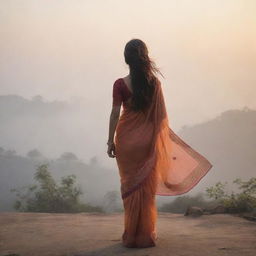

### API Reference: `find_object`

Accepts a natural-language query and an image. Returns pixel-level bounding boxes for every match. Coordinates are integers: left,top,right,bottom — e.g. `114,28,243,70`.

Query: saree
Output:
114,78,213,248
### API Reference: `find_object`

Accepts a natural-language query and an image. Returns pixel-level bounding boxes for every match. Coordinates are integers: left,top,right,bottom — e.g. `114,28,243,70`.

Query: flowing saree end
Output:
120,126,213,199
156,161,213,197
154,126,213,197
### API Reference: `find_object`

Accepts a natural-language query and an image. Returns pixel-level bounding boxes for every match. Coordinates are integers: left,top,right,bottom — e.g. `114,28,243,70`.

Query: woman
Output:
107,39,213,248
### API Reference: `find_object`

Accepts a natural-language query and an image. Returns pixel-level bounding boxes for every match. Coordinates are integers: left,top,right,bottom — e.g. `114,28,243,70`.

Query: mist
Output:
0,0,255,211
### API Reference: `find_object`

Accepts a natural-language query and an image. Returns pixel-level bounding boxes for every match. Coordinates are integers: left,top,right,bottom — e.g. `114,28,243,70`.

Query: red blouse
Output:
112,78,132,107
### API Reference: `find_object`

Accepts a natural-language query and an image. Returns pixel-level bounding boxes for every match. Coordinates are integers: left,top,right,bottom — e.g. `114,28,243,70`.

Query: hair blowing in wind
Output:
124,39,164,112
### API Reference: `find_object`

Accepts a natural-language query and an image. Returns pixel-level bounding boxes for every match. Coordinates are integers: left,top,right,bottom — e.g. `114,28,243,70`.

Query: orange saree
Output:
113,78,213,248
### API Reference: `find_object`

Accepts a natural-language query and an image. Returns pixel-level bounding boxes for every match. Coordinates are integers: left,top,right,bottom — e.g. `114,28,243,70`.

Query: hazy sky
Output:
1,0,256,129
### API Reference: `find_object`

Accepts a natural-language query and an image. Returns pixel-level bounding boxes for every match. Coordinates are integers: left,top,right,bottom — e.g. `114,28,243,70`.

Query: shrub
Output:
159,193,218,213
206,178,256,213
10,163,103,213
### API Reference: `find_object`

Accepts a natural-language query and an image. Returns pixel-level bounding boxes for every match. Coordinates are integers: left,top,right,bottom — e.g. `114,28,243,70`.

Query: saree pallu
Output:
114,80,213,248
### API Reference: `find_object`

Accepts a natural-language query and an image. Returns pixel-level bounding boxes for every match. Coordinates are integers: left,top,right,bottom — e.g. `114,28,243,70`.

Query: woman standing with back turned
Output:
107,39,213,248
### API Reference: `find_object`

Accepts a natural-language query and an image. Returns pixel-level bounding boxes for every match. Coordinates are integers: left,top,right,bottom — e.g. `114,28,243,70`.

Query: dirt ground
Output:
0,212,256,256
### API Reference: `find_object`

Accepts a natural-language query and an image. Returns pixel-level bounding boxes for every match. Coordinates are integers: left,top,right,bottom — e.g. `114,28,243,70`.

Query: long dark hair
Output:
124,38,164,112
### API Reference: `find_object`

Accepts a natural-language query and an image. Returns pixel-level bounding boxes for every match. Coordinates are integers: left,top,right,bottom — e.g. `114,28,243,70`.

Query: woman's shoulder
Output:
113,78,124,87
112,78,125,98
112,78,122,92
113,77,129,93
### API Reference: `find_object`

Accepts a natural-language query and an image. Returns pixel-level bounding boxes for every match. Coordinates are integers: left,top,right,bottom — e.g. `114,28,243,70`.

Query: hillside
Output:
179,107,256,188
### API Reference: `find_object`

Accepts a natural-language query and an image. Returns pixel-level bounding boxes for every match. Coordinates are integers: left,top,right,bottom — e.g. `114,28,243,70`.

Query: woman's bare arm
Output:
108,106,121,143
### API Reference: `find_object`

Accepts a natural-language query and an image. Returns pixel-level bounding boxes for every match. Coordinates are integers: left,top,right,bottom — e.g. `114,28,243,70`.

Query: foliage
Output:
159,193,218,213
27,149,42,158
205,178,256,212
10,163,103,213
205,181,228,200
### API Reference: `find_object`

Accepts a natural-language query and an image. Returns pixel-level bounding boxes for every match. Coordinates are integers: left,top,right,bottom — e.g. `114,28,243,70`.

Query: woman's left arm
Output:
108,105,121,143
107,105,121,158
108,79,122,158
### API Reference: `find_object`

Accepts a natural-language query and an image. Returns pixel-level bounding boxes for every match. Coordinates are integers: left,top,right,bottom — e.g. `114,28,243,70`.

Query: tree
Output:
27,149,43,158
206,178,256,212
32,95,44,102
10,163,102,213
59,152,78,161
205,181,228,200
5,149,17,157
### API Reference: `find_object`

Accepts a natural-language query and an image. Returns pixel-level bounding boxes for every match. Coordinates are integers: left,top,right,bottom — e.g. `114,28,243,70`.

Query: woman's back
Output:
112,76,160,110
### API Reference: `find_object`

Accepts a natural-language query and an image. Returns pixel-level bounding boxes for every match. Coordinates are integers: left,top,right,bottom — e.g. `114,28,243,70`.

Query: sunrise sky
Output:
1,0,256,129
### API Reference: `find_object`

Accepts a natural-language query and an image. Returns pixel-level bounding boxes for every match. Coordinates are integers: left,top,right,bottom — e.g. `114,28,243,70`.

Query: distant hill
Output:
0,94,69,121
177,107,256,191
0,94,105,161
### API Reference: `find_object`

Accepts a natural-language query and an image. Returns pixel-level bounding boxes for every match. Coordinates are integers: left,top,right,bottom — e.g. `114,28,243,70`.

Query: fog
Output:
0,0,255,211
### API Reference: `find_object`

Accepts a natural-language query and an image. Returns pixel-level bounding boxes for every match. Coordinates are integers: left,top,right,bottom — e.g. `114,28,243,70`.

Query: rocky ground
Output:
0,212,256,256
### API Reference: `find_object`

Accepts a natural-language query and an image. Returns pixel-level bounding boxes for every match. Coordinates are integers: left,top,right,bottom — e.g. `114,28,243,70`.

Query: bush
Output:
206,178,256,213
10,163,103,213
159,193,218,213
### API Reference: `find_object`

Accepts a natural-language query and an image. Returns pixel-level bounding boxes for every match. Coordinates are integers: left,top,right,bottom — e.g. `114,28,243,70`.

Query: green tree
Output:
206,178,256,212
205,181,228,200
11,163,102,213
